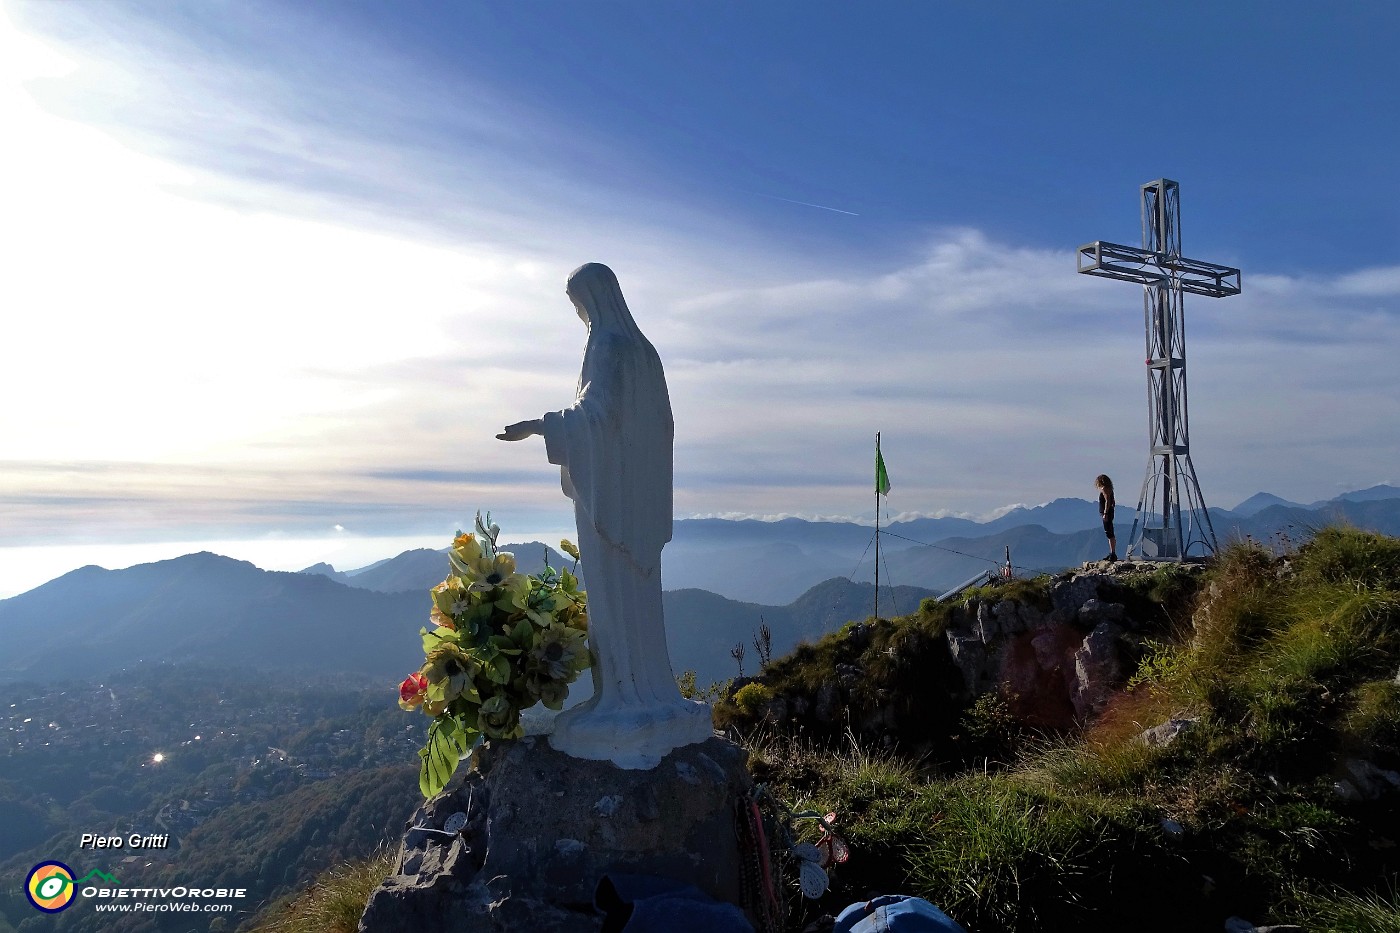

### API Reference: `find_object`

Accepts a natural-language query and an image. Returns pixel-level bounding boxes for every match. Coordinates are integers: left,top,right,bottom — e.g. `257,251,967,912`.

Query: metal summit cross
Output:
1078,179,1241,560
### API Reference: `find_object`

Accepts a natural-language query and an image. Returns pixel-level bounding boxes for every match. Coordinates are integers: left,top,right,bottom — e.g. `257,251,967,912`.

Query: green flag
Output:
876,446,891,497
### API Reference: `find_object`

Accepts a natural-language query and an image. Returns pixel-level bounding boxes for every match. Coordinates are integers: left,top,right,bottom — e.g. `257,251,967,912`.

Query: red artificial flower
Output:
399,672,429,708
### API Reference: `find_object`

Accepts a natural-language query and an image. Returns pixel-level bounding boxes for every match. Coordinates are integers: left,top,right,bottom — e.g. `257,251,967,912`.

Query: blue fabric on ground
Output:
595,873,754,933
834,894,970,933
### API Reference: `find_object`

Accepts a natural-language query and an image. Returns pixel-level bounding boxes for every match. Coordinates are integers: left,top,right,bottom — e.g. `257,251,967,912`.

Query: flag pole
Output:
874,431,881,620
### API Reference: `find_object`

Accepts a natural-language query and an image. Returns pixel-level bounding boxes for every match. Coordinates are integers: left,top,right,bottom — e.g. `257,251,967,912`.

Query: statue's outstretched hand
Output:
497,419,544,441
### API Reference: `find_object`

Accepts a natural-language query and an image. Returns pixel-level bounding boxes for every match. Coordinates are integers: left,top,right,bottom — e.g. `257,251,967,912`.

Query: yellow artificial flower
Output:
432,577,472,616
529,623,591,682
448,533,484,579
422,643,481,702
478,550,516,583
453,533,483,563
560,539,580,561
468,551,526,597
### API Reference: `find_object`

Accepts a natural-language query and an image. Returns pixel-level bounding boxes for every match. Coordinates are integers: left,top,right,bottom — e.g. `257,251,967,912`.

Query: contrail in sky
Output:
751,192,860,216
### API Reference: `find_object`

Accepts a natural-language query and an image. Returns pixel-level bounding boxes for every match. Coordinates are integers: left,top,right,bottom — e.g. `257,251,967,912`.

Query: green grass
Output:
247,850,395,933
740,527,1400,932
954,574,1054,614
907,775,1165,933
1283,878,1400,933
1344,679,1400,753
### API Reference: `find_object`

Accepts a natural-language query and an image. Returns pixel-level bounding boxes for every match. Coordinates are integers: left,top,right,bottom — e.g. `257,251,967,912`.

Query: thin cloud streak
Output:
751,192,861,216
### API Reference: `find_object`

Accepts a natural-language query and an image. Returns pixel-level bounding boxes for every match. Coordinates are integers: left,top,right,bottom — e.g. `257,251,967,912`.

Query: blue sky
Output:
1,1,1397,595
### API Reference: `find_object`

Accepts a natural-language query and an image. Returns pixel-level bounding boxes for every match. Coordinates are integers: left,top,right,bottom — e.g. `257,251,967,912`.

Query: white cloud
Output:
1,3,1397,576
985,503,1033,521
1335,267,1400,298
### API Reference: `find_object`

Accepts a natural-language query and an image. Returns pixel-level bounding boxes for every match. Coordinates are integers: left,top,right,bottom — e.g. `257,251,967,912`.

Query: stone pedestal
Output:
359,736,754,933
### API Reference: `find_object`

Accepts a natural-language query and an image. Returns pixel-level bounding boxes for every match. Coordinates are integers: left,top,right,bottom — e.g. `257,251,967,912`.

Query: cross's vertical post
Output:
1078,179,1241,560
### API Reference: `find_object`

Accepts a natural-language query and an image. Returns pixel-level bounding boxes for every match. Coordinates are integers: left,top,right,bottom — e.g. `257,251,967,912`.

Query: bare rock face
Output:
944,568,1186,728
1138,717,1199,748
1049,574,1104,617
359,736,753,933
1000,624,1083,728
814,681,840,723
1077,598,1127,626
1072,622,1127,719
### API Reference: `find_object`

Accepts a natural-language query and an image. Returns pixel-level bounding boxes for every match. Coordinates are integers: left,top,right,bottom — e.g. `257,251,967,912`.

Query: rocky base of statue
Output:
358,735,754,933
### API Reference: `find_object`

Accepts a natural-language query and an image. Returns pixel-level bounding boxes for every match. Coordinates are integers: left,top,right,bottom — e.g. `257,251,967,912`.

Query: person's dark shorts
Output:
1102,514,1114,537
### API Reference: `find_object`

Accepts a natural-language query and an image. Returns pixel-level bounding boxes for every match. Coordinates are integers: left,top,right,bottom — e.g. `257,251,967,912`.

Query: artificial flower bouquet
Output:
399,512,590,796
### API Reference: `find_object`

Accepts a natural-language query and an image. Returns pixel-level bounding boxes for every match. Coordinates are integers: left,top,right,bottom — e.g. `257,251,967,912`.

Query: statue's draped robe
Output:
541,265,694,727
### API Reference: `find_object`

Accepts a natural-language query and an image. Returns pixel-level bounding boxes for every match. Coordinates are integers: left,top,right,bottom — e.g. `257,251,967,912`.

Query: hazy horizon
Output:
6,481,1397,600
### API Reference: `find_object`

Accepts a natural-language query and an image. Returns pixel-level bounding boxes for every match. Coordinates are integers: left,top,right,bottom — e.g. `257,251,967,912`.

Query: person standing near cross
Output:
1096,474,1118,563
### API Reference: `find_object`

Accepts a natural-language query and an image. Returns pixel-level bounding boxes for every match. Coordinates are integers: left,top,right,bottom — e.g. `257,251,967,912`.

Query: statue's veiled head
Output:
566,262,632,331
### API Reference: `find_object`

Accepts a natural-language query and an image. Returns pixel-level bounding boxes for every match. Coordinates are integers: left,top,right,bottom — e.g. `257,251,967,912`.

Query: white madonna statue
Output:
498,263,713,769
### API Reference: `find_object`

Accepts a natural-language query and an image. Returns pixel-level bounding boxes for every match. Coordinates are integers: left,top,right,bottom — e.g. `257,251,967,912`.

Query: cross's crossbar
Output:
1077,240,1241,298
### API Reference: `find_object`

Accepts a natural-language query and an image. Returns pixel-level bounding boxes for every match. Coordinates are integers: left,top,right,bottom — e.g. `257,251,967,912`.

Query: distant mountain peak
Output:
1232,492,1307,516
167,551,258,571
1331,484,1400,504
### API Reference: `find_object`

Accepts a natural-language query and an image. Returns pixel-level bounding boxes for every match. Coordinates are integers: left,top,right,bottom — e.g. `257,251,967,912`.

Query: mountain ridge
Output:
0,552,932,687
7,486,1399,609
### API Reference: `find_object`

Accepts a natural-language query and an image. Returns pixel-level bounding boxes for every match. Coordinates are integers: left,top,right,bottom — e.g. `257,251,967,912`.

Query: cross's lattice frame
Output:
1078,179,1241,560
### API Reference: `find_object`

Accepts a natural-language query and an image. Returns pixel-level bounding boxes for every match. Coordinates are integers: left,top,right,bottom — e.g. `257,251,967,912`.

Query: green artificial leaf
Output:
488,635,522,656
421,626,456,653
448,718,469,756
419,729,442,797
417,718,465,798
511,619,534,646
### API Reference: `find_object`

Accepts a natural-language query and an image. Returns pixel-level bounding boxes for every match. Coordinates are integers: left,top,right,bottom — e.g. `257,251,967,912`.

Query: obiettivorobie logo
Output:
23,860,248,916
24,862,120,913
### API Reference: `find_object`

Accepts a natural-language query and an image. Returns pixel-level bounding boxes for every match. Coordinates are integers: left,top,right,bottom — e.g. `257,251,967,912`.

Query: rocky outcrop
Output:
359,736,754,933
721,561,1205,744
942,562,1206,728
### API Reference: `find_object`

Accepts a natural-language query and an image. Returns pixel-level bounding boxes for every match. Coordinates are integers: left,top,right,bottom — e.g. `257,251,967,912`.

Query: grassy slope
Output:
247,851,396,933
742,527,1400,932
255,527,1400,933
